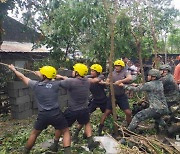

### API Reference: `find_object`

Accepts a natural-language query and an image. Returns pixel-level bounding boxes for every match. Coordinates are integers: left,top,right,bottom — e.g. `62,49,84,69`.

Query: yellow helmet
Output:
90,64,103,73
114,59,125,67
73,63,88,77
39,66,57,79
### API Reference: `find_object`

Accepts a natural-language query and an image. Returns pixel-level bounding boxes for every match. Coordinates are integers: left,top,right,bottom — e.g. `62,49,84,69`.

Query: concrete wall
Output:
7,70,72,120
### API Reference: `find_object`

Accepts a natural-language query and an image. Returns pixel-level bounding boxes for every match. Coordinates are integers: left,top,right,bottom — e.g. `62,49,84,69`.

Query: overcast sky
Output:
172,0,180,10
8,0,180,21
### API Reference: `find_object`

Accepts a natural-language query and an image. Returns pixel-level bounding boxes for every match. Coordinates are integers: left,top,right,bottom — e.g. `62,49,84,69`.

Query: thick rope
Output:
0,62,35,73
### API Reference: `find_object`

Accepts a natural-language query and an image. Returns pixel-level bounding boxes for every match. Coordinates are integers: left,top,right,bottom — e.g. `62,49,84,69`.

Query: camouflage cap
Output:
148,69,161,78
159,64,172,72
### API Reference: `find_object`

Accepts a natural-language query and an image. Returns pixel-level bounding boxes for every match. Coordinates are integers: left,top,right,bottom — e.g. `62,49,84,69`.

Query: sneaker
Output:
49,143,58,152
88,141,100,151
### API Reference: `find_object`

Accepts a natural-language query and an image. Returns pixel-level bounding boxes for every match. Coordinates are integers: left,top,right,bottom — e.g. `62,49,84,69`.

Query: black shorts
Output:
34,108,68,130
88,98,107,113
64,108,90,127
106,94,130,110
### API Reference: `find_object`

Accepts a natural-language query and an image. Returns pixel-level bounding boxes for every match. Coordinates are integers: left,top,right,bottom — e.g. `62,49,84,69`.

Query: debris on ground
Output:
94,135,120,153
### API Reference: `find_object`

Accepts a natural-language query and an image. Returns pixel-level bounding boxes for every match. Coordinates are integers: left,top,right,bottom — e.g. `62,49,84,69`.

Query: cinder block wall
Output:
7,70,72,120
8,81,32,119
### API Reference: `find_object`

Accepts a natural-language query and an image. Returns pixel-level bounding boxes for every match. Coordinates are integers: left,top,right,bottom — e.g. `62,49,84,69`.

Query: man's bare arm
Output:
114,74,132,85
8,64,30,86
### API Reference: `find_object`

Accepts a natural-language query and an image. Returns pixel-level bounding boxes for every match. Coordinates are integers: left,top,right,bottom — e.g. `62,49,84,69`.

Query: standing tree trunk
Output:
149,13,158,69
109,17,118,136
103,0,118,136
164,34,167,64
131,30,145,84
137,41,145,84
0,17,4,50
131,0,146,84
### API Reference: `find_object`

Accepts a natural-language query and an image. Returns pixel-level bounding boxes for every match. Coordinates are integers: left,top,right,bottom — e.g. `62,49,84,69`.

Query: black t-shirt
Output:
60,77,90,111
87,75,107,102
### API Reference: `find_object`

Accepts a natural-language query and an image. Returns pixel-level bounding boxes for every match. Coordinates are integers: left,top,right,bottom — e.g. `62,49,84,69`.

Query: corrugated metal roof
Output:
0,41,50,53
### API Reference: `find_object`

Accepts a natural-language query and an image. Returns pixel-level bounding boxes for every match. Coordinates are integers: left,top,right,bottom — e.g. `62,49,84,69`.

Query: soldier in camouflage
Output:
159,64,179,109
119,69,169,132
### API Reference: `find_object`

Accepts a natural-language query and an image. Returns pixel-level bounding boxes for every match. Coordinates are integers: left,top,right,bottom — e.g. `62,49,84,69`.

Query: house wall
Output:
0,52,49,70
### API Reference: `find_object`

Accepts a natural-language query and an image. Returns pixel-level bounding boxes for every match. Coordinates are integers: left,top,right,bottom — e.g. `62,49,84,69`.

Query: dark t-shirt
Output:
60,77,90,111
109,69,130,95
86,75,107,101
28,80,61,114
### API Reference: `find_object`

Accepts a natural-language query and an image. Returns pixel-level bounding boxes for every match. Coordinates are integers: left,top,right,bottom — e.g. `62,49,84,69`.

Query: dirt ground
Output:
0,113,35,137
0,112,180,153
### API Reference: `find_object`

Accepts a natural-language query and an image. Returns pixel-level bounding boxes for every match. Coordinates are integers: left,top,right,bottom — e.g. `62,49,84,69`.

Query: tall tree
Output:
0,0,15,49
168,28,180,53
121,0,179,71
19,0,179,69
146,0,179,65
20,0,137,68
102,0,119,136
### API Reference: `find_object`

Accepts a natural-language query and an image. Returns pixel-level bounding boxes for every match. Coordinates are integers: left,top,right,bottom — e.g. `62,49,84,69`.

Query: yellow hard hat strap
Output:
74,71,84,78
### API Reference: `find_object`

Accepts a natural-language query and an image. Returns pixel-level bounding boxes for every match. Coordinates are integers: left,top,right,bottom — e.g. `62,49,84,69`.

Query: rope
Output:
0,62,35,73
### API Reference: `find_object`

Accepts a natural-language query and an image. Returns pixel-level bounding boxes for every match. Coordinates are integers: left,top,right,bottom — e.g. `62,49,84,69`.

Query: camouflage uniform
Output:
160,71,179,108
125,80,169,131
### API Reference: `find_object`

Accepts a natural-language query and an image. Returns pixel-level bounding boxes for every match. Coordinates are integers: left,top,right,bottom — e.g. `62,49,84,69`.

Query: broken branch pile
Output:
115,122,179,154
